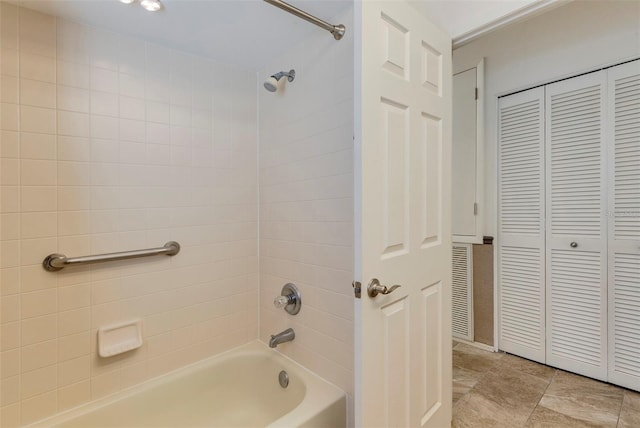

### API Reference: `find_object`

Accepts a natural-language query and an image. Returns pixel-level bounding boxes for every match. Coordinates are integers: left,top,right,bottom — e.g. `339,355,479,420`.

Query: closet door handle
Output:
570,242,578,248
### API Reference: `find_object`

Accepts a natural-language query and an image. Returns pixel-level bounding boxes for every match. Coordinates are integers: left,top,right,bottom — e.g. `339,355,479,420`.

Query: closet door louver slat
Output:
498,87,546,363
608,60,640,391
546,72,608,381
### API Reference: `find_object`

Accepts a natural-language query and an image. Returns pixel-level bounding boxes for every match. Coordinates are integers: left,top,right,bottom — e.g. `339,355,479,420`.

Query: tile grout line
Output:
615,390,626,428
523,367,558,426
452,345,505,411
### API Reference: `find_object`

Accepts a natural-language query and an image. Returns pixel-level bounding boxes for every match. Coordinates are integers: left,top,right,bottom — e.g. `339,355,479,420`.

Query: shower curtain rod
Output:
264,0,346,40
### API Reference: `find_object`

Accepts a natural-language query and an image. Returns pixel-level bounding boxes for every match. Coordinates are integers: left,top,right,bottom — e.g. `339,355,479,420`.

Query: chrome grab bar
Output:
42,241,180,272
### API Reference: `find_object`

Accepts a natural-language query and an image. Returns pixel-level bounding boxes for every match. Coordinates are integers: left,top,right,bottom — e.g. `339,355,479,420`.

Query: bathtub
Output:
32,342,346,428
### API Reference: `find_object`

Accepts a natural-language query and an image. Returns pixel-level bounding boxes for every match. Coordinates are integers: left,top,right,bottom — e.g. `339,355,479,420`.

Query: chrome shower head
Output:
264,76,279,92
263,69,295,92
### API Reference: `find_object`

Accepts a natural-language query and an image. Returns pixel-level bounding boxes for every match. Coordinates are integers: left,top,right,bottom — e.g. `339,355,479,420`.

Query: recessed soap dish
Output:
98,319,143,358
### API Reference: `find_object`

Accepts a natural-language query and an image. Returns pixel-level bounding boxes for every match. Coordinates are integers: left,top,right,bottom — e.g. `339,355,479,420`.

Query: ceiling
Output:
14,0,556,69
410,0,545,44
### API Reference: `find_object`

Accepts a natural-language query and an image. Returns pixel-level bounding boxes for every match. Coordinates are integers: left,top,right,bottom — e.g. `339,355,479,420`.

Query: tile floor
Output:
452,342,640,427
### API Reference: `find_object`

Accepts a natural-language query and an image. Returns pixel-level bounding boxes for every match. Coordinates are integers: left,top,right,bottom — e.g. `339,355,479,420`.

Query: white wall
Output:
453,0,640,237
258,6,355,426
0,3,258,426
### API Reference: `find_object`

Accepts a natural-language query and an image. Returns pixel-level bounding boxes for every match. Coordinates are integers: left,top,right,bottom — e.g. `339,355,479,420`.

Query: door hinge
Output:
352,281,361,299
475,87,478,100
474,202,478,215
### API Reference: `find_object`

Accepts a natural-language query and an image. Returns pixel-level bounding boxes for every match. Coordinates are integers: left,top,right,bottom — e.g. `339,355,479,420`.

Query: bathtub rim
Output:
26,340,346,428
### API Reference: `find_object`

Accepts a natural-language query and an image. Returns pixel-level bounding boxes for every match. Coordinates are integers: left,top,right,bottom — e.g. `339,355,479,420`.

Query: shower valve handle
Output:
367,278,401,298
274,295,290,309
274,283,302,315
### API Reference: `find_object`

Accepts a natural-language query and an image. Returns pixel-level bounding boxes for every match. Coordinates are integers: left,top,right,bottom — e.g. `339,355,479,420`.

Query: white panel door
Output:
545,72,608,381
354,1,452,426
607,59,640,391
497,87,546,363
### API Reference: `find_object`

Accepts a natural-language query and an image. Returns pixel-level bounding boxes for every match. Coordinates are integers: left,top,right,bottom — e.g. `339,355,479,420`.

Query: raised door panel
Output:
607,60,640,391
381,298,410,427
546,71,607,381
498,87,546,363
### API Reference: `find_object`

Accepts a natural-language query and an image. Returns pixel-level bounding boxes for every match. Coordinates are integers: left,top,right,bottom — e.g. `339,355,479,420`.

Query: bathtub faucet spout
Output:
269,328,295,348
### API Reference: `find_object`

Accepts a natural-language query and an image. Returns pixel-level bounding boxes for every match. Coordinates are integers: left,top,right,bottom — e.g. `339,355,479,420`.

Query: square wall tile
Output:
0,241,20,268
1,376,20,406
0,130,20,158
58,332,90,362
1,2,19,50
20,390,57,426
57,61,90,89
19,52,55,83
21,289,57,319
57,20,89,65
18,8,56,58
21,212,57,239
1,76,18,104
1,349,20,379
0,213,20,240
58,86,90,113
21,314,57,346
0,295,19,323
21,133,56,160
20,237,57,266
58,380,90,411
58,111,90,138
21,160,56,186
21,340,57,373
1,322,20,351
21,187,57,212
20,79,56,108
20,106,56,134
1,103,19,131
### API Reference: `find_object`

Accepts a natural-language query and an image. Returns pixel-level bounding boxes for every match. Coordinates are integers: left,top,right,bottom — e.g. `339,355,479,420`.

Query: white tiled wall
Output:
0,3,258,426
258,6,355,426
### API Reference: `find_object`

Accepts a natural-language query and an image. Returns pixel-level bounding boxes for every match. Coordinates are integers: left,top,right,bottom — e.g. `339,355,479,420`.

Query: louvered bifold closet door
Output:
546,72,608,381
498,87,546,363
607,60,640,392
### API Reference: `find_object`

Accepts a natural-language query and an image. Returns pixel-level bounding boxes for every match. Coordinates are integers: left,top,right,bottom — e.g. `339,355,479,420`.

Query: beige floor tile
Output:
453,389,530,428
525,405,602,428
537,371,623,428
453,343,503,374
453,366,484,404
451,345,637,428
618,390,640,428
472,365,549,417
498,354,556,382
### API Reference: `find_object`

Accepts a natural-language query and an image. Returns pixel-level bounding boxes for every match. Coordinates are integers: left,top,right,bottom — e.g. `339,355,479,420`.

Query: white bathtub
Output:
32,342,346,428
